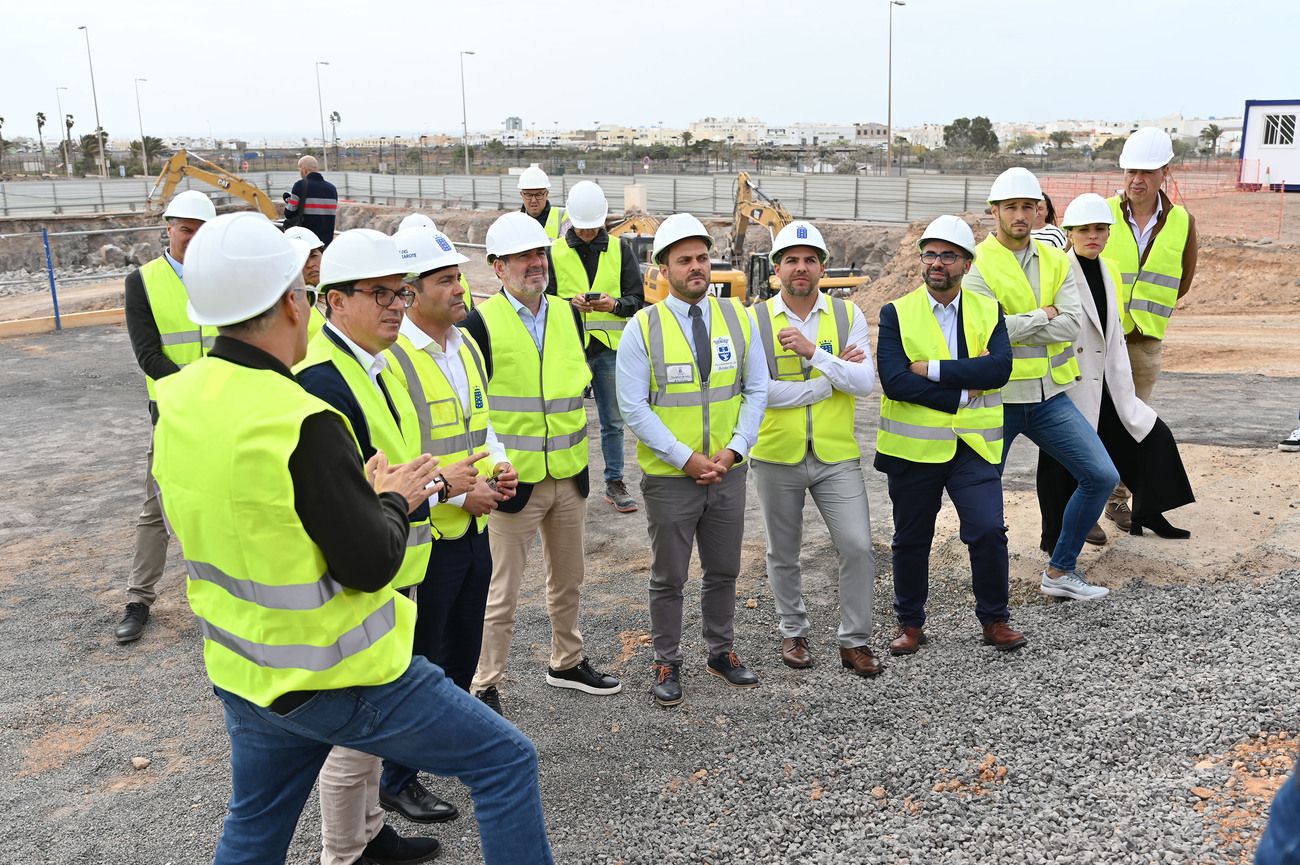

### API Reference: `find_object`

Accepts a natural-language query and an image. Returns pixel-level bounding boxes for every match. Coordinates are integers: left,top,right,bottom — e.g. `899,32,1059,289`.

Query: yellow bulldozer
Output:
608,211,750,305
147,149,280,220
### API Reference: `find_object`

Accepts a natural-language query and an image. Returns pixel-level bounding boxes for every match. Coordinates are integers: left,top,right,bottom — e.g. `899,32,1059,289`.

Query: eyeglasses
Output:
297,288,318,306
520,190,548,200
350,286,415,308
919,251,964,265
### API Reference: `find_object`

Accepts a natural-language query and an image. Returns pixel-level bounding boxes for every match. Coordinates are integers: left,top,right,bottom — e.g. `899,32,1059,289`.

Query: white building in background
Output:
896,123,946,149
1239,99,1299,190
688,117,767,144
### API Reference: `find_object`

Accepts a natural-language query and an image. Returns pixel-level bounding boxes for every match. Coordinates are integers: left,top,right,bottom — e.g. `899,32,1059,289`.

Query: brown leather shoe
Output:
1104,500,1132,531
1085,522,1107,546
839,645,883,677
981,620,1027,652
889,626,927,656
781,637,812,669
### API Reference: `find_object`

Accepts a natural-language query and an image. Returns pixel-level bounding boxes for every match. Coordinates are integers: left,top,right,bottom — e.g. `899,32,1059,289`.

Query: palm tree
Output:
36,112,47,169
78,130,108,174
680,130,693,149
130,135,164,165
1048,130,1074,150
1200,123,1224,156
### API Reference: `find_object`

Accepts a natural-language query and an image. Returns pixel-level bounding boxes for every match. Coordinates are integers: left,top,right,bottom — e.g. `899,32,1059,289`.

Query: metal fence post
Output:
672,177,677,211
43,229,62,331
903,177,911,222
51,182,60,214
854,176,860,220
99,182,106,213
963,177,970,213
1,183,8,216
368,175,374,203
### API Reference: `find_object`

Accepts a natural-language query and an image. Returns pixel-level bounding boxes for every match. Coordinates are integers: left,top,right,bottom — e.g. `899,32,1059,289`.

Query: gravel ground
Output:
2,325,1297,864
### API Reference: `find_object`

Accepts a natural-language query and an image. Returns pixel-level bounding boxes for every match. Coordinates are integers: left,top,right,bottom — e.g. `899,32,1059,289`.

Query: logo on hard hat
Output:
436,236,452,253
796,225,808,239
400,250,418,260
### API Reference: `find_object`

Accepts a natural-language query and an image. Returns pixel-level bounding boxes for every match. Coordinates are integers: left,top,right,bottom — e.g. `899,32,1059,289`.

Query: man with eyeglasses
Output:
516,163,567,240
874,215,1016,653
296,229,485,865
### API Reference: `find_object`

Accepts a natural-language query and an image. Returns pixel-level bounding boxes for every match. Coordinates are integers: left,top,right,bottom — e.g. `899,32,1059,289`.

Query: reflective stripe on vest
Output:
636,297,750,477
477,293,590,483
751,296,860,465
151,359,414,707
385,335,492,540
973,236,1079,385
551,234,627,350
139,257,216,400
1103,195,1189,339
876,286,1004,465
295,330,434,588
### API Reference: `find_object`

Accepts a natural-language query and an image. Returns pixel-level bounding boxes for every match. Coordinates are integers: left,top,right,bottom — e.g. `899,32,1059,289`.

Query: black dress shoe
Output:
379,779,459,824
651,661,683,707
362,823,440,865
474,686,503,716
1130,513,1191,539
115,602,150,643
706,652,759,688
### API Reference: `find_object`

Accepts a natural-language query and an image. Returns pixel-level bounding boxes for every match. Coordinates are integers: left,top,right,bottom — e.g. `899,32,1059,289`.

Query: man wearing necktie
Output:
616,213,770,708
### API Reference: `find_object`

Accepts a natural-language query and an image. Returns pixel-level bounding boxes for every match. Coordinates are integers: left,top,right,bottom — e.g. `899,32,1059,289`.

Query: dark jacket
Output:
283,171,339,246
124,259,176,420
874,292,1012,474
545,228,645,358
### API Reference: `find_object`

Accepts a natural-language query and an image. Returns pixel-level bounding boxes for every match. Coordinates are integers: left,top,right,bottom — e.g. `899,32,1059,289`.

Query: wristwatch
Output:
434,474,449,503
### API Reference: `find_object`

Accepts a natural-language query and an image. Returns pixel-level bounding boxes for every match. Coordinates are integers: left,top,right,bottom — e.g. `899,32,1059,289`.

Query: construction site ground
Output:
2,207,1298,863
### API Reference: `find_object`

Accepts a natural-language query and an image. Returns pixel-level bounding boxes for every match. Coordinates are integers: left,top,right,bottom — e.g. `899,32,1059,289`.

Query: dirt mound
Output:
1179,237,1300,313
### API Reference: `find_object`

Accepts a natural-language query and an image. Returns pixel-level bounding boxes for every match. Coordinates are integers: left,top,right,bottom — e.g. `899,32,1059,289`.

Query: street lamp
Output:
459,51,475,176
885,0,905,176
315,61,330,171
55,86,71,177
77,26,108,177
134,78,150,177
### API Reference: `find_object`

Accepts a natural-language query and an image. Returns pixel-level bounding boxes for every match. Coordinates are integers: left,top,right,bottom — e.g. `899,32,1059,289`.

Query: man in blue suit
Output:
874,216,1021,655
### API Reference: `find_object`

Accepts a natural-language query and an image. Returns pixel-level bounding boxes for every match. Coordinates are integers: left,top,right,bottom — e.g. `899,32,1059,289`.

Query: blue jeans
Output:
1258,769,1300,864
588,348,625,483
211,658,552,865
1000,393,1119,573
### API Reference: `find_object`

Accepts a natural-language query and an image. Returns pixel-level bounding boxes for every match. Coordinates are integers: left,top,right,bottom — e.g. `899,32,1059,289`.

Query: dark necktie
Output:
689,304,711,382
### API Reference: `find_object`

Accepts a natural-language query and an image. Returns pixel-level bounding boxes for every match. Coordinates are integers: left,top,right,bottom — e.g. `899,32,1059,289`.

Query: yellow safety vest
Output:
307,306,326,342
385,331,491,540
635,297,752,477
152,357,415,707
551,233,626,350
974,235,1079,385
139,256,217,400
750,296,860,465
1104,195,1189,340
877,286,1005,465
460,273,474,312
295,329,434,588
476,292,590,484
543,206,566,240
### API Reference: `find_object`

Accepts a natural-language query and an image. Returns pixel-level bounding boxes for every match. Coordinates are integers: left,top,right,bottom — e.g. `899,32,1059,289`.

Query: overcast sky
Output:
5,0,1293,142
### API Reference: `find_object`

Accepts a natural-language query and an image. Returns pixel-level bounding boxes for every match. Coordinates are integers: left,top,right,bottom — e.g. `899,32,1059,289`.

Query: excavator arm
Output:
147,149,280,221
730,170,794,264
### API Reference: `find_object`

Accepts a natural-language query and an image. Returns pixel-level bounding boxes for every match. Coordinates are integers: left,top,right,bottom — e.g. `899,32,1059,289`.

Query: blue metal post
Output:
43,228,62,331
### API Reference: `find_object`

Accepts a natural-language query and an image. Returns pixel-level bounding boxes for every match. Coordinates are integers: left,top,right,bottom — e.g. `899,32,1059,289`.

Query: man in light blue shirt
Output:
616,213,769,707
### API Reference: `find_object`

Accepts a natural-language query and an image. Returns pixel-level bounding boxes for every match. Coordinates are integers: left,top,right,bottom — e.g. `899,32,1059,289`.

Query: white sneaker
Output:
1279,428,1300,452
1040,569,1111,601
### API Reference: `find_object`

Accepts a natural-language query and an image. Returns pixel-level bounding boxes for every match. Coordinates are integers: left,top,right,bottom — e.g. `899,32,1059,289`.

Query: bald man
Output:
284,154,339,247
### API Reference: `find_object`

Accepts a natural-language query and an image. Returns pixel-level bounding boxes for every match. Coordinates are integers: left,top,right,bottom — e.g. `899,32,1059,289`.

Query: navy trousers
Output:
883,443,1010,627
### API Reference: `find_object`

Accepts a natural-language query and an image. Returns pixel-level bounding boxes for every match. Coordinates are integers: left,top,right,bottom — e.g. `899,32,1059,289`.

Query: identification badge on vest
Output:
666,363,695,384
713,336,738,372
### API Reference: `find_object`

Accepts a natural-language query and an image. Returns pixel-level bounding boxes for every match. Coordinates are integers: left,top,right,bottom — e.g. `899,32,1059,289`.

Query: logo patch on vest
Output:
713,336,738,372
820,340,834,354
473,386,484,409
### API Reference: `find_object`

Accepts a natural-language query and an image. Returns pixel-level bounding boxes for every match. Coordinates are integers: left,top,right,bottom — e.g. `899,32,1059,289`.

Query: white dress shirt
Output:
757,292,876,409
616,294,770,470
923,291,969,407
400,316,509,510
1127,194,1163,258
164,248,184,280
324,321,387,392
503,289,548,350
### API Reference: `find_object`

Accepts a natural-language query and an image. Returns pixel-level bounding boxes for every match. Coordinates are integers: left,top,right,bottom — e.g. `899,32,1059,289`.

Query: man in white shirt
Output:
616,214,770,707
748,222,882,676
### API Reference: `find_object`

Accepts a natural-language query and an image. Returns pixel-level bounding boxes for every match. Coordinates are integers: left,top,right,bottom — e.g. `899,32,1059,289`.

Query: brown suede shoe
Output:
1085,522,1107,546
839,646,883,677
781,637,812,669
889,626,927,656
1104,500,1132,531
981,620,1027,652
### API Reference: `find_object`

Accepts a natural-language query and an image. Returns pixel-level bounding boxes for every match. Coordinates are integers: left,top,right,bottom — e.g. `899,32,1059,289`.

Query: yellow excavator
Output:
727,171,869,301
608,211,750,305
147,149,280,220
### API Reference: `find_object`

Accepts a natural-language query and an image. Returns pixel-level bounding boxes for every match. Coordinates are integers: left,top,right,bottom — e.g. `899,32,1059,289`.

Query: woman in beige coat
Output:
1037,194,1194,548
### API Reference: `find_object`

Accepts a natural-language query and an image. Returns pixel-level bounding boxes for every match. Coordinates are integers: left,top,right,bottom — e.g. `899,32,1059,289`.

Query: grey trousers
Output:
126,427,172,606
641,465,747,664
752,456,875,647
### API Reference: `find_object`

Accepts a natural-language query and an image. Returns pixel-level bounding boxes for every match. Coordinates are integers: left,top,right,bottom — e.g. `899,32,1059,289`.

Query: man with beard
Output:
874,215,1016,653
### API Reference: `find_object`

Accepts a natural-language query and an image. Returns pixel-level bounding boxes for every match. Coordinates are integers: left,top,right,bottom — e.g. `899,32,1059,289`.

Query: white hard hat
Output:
1119,127,1174,170
1059,193,1115,229
987,167,1044,204
399,212,438,234
183,212,309,327
564,181,609,230
485,211,551,262
163,189,217,222
918,215,977,258
516,163,550,191
283,225,324,251
770,221,829,265
652,213,713,265
318,229,411,289
394,227,470,275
